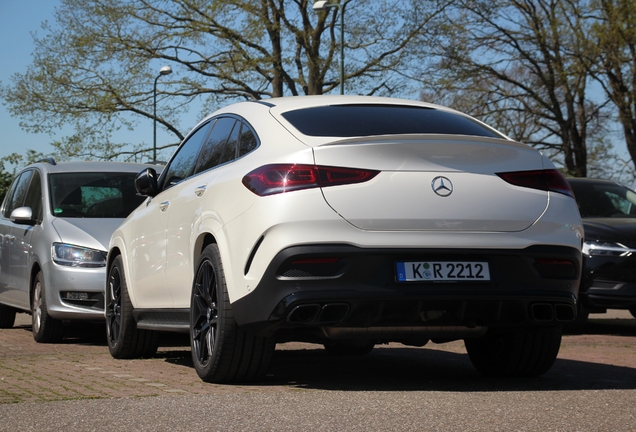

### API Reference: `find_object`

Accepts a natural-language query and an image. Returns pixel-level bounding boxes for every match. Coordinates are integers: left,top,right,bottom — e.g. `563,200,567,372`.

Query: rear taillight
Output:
496,169,573,197
242,164,380,196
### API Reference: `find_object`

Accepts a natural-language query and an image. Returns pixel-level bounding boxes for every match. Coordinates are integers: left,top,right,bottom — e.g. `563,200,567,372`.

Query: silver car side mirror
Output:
10,207,36,225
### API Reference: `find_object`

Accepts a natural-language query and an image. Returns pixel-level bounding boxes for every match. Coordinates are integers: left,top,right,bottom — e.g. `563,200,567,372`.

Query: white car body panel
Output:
108,95,583,335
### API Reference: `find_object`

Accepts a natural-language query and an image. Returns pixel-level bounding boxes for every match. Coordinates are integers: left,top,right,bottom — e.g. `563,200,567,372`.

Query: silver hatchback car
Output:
0,159,152,342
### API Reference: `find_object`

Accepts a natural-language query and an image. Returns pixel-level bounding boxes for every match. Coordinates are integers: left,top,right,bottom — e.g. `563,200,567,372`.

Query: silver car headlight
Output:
52,243,107,267
582,241,636,257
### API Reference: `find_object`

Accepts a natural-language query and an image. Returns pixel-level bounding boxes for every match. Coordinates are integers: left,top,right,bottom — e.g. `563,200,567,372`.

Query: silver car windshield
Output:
49,172,145,218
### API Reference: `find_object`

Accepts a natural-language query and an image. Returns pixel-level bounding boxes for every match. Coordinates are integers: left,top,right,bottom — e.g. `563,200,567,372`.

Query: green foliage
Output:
0,150,55,203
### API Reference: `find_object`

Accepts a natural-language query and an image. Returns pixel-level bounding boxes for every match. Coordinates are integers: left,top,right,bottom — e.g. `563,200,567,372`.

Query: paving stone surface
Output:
1,311,635,405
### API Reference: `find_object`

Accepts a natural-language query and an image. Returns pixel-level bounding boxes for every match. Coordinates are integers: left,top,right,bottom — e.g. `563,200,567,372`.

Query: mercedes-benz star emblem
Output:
431,176,453,197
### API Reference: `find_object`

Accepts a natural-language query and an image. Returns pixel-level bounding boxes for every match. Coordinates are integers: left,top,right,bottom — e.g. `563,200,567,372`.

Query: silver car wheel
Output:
32,280,43,334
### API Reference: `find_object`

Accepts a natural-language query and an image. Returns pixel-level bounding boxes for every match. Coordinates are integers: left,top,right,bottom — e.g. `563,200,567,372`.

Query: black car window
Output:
3,170,34,218
570,181,636,218
23,170,43,221
49,172,147,218
194,117,238,174
162,121,213,189
238,122,258,156
280,105,505,139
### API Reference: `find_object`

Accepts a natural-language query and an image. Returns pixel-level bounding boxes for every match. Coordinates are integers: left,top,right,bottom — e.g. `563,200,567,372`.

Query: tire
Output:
0,304,16,329
190,244,275,383
563,301,589,334
324,342,375,356
32,271,64,343
106,255,158,359
464,326,562,378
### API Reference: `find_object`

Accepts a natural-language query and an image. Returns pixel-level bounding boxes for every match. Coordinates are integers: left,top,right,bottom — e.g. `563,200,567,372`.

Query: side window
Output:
161,121,213,189
238,122,258,156
23,170,43,221
194,117,238,174
3,171,34,218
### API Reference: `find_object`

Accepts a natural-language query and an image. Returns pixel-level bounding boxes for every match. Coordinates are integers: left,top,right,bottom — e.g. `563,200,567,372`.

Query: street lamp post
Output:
313,0,351,95
153,65,172,162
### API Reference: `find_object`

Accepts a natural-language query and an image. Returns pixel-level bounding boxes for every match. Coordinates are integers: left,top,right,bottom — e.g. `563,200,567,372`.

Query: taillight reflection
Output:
243,164,379,196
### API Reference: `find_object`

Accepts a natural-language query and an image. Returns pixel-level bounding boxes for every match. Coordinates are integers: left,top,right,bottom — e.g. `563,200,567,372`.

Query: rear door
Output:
0,170,37,309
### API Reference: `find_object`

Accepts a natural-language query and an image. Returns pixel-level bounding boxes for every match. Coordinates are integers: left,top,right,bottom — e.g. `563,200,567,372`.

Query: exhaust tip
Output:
287,304,321,324
555,303,575,322
319,303,349,323
531,303,554,321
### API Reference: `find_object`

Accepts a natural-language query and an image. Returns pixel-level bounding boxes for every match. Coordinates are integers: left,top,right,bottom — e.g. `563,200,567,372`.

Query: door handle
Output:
159,201,170,212
195,185,207,197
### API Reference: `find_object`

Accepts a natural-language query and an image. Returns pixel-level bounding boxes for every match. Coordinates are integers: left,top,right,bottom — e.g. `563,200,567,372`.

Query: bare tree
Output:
582,0,636,172
422,0,611,177
0,0,448,162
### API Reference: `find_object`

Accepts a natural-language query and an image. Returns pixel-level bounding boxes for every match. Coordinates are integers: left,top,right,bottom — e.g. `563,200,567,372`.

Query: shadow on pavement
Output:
161,316,636,393
161,343,636,392
267,345,636,392
10,313,636,393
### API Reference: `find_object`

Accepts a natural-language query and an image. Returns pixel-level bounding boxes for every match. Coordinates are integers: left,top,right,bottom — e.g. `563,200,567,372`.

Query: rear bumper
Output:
582,281,636,310
580,255,636,310
232,244,581,337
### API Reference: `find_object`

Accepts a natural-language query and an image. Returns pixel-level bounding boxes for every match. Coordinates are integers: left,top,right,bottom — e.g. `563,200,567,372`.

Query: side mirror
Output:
135,168,160,197
10,207,36,226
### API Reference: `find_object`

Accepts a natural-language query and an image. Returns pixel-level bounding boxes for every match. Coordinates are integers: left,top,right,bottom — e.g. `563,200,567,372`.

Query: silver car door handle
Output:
159,201,170,212
195,185,207,197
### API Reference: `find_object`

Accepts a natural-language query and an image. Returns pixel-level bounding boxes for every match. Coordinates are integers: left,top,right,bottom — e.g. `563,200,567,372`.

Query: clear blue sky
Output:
0,0,61,161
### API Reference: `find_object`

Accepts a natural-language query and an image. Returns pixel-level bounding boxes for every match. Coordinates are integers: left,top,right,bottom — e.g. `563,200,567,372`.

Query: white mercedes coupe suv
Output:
106,95,583,383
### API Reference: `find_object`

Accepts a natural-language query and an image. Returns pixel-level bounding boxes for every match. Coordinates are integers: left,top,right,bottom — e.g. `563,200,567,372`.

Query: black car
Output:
567,178,636,330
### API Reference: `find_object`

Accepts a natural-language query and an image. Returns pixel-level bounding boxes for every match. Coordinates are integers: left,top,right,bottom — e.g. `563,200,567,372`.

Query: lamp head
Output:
159,65,172,76
313,1,330,11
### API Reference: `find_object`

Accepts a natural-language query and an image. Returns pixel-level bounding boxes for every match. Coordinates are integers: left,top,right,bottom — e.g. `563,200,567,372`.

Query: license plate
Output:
396,261,490,282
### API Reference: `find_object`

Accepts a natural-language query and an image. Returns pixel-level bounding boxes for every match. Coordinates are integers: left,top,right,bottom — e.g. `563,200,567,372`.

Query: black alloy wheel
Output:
190,244,275,383
106,262,123,348
106,255,158,359
191,257,219,372
0,303,16,329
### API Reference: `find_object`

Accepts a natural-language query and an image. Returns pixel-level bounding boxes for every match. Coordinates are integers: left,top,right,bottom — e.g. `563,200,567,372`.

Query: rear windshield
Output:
280,105,504,138
49,172,145,218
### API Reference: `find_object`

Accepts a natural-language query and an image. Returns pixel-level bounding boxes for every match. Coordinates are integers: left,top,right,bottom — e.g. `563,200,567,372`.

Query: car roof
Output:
25,160,155,175
255,95,446,110
212,95,476,120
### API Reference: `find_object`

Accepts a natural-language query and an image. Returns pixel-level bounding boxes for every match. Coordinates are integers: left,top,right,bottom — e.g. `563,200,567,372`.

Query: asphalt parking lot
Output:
1,311,635,431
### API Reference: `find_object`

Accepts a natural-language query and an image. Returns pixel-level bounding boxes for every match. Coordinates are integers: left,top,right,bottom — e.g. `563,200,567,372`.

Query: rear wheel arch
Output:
193,232,217,272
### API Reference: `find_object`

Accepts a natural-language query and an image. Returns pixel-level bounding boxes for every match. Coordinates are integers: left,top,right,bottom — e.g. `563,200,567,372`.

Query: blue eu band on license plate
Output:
396,261,490,282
